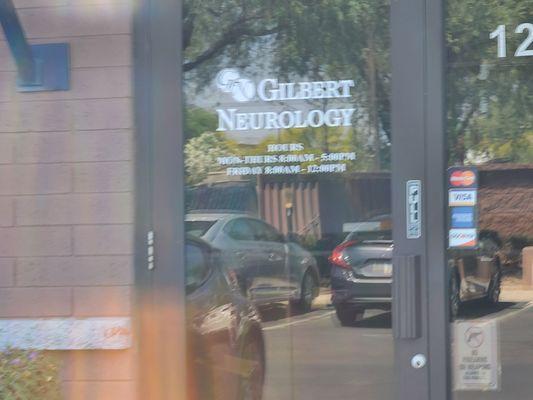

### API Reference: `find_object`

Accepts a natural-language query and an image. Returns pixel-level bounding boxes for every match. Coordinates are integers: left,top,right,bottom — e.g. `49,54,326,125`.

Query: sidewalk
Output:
314,288,332,307
317,286,533,305
501,274,533,302
500,288,533,303
313,285,533,307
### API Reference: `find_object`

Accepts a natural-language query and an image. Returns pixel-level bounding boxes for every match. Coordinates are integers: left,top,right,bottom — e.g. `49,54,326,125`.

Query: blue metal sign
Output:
451,206,475,229
0,0,69,91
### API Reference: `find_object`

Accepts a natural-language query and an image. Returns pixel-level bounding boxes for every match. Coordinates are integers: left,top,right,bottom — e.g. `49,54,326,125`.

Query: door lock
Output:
411,354,427,369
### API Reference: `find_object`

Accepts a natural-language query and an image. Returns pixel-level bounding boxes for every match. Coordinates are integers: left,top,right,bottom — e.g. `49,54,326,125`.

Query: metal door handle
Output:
392,255,421,339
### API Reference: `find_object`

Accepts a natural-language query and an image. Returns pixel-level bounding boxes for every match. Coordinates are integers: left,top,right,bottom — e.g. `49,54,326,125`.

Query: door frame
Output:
391,0,449,398
133,0,450,398
133,0,186,398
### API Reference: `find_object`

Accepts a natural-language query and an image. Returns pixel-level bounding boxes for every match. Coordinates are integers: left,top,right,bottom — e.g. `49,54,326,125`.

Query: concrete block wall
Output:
0,0,136,398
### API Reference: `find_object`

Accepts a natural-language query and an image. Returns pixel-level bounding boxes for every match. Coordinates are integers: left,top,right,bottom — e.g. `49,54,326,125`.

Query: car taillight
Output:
329,240,358,269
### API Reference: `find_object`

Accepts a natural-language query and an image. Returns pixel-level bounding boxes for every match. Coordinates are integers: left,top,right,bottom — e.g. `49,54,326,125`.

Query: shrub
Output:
0,349,62,400
508,235,533,251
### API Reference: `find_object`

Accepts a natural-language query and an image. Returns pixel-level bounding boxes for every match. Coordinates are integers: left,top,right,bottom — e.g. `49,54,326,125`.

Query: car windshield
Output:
186,220,217,237
345,230,392,242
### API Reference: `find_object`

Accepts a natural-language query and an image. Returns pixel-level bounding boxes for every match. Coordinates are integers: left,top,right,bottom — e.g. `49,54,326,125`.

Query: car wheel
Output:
449,273,461,321
291,271,317,313
238,337,264,400
485,270,501,305
335,305,365,327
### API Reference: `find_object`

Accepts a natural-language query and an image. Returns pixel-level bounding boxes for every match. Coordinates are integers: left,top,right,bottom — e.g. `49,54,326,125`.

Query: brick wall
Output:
0,0,136,398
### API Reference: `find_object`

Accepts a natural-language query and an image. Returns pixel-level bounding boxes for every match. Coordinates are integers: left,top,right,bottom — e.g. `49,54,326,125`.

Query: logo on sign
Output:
454,321,499,391
449,190,477,206
216,69,256,102
450,170,476,187
449,228,477,248
465,326,485,348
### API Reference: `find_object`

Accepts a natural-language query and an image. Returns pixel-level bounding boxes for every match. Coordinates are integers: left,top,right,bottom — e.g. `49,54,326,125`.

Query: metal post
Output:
133,0,186,398
0,0,35,83
0,0,69,91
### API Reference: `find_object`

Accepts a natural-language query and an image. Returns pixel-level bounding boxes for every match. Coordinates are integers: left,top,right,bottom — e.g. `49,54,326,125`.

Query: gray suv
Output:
186,212,320,312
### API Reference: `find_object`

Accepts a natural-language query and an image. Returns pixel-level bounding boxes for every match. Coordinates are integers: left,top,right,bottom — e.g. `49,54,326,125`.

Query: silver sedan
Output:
186,212,320,312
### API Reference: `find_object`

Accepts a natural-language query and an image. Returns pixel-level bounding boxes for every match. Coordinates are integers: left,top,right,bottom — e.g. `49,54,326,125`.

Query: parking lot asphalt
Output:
261,304,394,400
456,302,533,400
258,299,533,400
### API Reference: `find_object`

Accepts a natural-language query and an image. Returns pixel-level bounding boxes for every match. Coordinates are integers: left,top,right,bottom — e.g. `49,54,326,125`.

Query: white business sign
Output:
0,318,131,350
406,180,422,239
215,68,356,132
449,190,477,206
453,320,500,391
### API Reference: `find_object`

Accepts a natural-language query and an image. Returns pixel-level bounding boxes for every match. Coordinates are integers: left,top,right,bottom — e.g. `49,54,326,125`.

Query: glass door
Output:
445,0,533,397
181,1,396,399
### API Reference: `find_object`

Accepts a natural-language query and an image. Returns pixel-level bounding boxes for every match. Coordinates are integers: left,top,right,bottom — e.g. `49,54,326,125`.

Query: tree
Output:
184,107,217,139
183,0,532,167
185,131,234,184
228,126,376,173
182,0,391,169
446,0,533,164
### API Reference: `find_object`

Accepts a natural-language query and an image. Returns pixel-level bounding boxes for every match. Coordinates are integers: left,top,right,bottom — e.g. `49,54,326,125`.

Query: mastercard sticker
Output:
448,167,478,188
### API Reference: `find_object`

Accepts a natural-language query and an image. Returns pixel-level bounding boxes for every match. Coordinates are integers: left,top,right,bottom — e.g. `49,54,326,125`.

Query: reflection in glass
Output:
183,1,393,399
446,0,533,397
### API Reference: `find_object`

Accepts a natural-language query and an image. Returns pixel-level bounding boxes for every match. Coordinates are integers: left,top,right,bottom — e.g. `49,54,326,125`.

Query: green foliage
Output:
185,107,218,139
229,126,376,172
468,99,533,163
507,235,533,250
446,0,533,164
183,0,391,169
0,349,62,400
183,0,533,166
185,131,234,184
299,234,319,250
183,126,378,184
183,0,388,79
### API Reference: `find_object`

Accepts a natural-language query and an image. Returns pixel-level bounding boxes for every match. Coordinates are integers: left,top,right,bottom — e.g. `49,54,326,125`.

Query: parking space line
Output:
264,302,533,332
263,311,335,331
362,333,392,338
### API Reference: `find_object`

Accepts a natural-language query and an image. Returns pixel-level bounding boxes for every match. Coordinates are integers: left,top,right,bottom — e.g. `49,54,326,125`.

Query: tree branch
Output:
183,22,281,72
454,105,477,164
183,12,196,50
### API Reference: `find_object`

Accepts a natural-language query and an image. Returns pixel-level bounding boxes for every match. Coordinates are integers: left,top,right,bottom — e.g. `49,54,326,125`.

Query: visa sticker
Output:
449,190,477,206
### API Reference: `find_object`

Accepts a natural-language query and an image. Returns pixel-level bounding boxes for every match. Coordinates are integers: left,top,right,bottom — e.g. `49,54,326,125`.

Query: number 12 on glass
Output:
490,23,533,58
